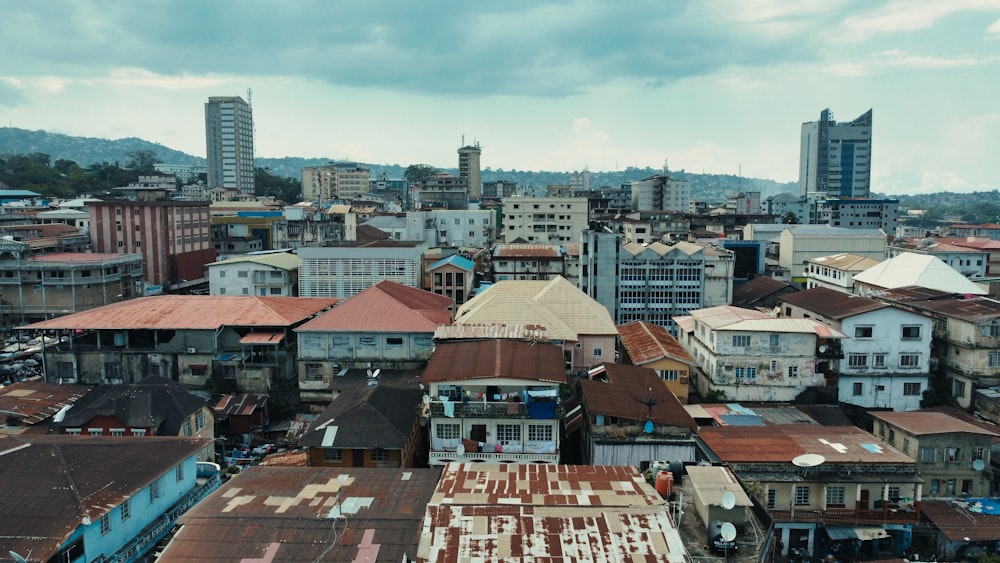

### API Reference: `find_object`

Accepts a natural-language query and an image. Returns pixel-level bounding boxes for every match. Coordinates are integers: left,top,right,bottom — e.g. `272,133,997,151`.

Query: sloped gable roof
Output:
732,276,795,308
455,276,616,339
299,385,423,449
422,339,567,384
428,254,475,271
580,363,695,429
297,280,453,332
206,252,300,270
780,287,887,319
855,253,987,295
55,376,208,434
21,296,338,330
617,321,694,365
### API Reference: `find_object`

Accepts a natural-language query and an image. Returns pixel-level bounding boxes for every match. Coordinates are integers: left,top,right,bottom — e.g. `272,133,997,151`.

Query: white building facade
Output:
502,196,589,244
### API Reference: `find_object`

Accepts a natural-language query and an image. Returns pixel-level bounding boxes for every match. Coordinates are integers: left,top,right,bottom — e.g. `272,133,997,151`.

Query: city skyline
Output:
2,1,999,195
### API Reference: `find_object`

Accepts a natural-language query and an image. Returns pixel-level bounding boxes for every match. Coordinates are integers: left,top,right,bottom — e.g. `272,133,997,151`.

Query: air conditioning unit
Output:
187,347,197,354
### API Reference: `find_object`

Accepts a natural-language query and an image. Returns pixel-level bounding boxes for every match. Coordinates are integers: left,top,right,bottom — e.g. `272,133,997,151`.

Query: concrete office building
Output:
799,108,872,200
205,96,255,194
458,143,482,202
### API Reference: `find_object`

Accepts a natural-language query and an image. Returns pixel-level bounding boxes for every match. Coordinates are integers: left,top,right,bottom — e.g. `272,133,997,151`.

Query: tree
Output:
404,164,439,185
254,167,302,204
125,149,161,173
782,211,800,224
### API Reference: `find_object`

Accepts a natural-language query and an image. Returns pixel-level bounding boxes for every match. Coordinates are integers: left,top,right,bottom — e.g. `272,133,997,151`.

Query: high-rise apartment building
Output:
799,108,872,200
458,143,482,201
629,175,690,212
301,162,371,203
205,96,255,194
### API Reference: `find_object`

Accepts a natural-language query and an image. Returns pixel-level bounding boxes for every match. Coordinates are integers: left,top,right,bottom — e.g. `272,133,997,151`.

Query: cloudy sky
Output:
2,1,999,194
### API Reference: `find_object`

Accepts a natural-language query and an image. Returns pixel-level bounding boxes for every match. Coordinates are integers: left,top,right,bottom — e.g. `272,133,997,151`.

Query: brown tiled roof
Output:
870,410,1000,437
158,466,442,563
617,321,694,365
0,434,209,561
0,381,90,426
296,280,452,332
699,424,912,464
421,339,567,384
20,295,339,331
780,287,887,319
580,363,695,429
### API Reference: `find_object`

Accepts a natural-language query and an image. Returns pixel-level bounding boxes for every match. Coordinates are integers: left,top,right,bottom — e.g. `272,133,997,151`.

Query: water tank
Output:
650,460,670,473
655,470,674,498
669,460,684,485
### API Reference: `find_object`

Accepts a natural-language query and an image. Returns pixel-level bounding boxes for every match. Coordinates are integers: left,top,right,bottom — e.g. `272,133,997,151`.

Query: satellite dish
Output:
643,420,654,434
818,345,828,353
10,551,30,563
974,459,986,472
792,453,825,468
456,443,465,456
372,369,381,379
720,522,737,542
721,491,737,510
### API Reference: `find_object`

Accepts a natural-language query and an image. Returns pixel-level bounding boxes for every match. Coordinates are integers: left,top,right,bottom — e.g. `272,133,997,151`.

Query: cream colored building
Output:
301,162,371,203
501,196,589,244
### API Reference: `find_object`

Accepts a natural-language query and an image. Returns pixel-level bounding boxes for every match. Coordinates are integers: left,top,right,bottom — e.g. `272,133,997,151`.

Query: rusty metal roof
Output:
419,463,689,562
25,252,132,263
617,320,694,365
19,295,339,331
698,424,913,465
870,410,1000,437
0,434,209,562
494,243,562,257
158,466,442,562
213,392,268,418
920,500,1000,542
0,381,90,426
731,276,795,308
433,323,550,341
580,363,696,429
238,331,285,344
780,287,887,319
686,305,847,338
422,339,568,384
297,280,453,332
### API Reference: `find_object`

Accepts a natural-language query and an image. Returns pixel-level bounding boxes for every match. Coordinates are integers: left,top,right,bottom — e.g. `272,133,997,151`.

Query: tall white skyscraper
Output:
205,96,255,194
799,108,872,201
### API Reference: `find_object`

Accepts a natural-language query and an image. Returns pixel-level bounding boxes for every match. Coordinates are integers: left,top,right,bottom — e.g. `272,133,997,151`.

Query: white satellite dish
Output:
973,459,986,472
721,491,737,510
792,453,825,468
10,551,30,563
372,369,381,379
456,443,465,456
818,344,828,353
720,522,737,542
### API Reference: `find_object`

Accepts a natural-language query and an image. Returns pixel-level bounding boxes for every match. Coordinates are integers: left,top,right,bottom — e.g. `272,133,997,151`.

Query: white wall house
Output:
502,196,589,244
781,287,932,411
674,305,846,402
207,253,299,297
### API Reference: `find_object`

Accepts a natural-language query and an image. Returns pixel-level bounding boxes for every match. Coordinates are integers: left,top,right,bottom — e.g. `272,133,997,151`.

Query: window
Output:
947,447,961,462
903,382,921,396
903,438,910,453
853,382,863,396
854,326,874,338
121,498,131,521
132,428,146,436
973,448,987,462
150,478,162,503
238,271,248,278
195,411,206,431
888,486,901,501
848,354,868,368
899,354,920,367
305,363,324,382
436,423,461,440
528,424,553,441
89,428,103,436
920,447,936,463
593,348,603,357
767,489,776,509
769,334,780,347
732,335,751,347
747,367,757,379
947,479,956,495
386,337,403,348
826,486,846,506
496,424,521,444
788,366,799,377
990,351,1000,368
110,428,125,437
953,379,967,399
735,367,744,379
794,485,810,506
371,447,388,461
659,369,679,381
100,514,111,535
770,360,778,372
930,479,940,494
901,325,921,340
182,420,192,436
873,353,886,368
176,464,184,482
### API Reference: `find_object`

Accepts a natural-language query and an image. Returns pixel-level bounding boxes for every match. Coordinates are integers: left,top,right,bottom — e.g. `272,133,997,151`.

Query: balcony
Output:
429,450,559,465
769,503,920,526
428,400,560,419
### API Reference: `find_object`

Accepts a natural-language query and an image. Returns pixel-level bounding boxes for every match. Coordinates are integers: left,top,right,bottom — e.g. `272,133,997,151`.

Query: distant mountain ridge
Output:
0,126,797,201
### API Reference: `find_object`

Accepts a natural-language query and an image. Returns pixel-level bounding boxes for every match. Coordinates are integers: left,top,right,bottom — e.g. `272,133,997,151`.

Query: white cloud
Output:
835,0,1000,42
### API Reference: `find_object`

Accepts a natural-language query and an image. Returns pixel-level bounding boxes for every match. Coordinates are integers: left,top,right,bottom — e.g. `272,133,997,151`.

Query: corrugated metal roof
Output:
854,253,988,295
699,424,913,464
494,243,562,257
806,252,882,271
688,306,847,337
455,276,618,338
419,463,689,562
0,435,209,562
0,381,90,426
213,392,268,418
580,363,696,429
206,252,300,270
732,276,795,307
780,287,887,319
617,321,695,365
299,385,423,449
870,410,1000,437
296,280,453,332
422,339,567,384
238,331,285,344
428,254,475,271
433,323,550,341
20,295,339,331
920,500,1000,542
158,466,442,562
25,252,132,263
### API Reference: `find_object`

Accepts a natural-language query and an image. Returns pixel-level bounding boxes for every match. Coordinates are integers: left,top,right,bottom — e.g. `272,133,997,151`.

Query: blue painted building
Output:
0,435,219,563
